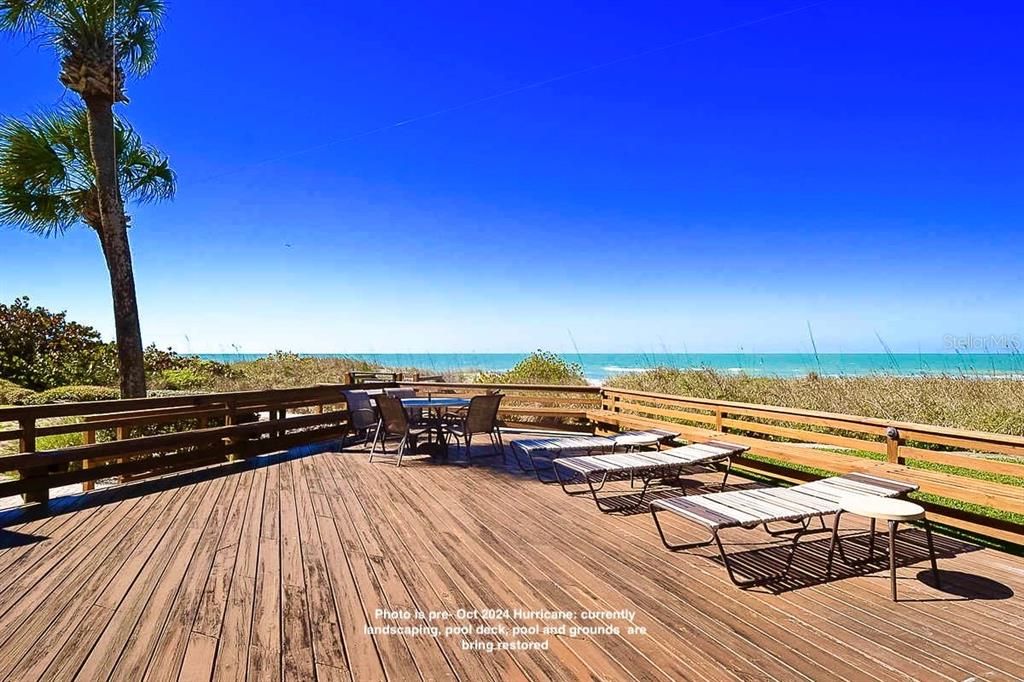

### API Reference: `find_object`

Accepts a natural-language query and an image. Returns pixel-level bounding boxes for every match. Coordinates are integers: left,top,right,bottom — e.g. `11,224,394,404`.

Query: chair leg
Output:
489,425,501,462
889,520,899,601
868,517,876,561
396,435,408,467
923,518,941,588
715,530,803,588
369,431,385,463
586,472,642,513
651,507,803,588
826,511,843,578
650,505,717,551
527,451,557,483
369,421,383,460
719,458,732,491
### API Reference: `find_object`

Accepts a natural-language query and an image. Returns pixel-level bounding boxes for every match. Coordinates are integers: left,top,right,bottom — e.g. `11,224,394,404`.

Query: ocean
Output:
195,352,1024,383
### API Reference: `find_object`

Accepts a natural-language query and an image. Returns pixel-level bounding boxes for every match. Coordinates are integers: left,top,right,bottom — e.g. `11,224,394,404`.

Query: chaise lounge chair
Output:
511,429,678,480
649,472,919,587
552,440,749,512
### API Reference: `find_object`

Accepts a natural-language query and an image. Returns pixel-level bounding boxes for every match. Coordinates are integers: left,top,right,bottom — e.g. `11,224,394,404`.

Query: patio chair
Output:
384,387,423,423
552,440,748,512
369,394,431,466
342,389,378,445
443,393,505,463
510,429,679,481
649,472,918,587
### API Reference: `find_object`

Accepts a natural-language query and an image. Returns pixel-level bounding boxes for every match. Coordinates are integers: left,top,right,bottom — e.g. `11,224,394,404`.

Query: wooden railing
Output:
346,371,403,384
0,383,394,505
346,371,445,384
593,387,1024,545
1,380,1021,545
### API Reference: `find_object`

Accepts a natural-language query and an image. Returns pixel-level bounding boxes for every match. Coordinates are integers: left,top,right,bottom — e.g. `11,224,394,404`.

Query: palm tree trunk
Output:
84,96,147,398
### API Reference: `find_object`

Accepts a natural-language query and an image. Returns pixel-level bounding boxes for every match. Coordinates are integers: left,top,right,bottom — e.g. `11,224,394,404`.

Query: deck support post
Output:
82,428,97,492
18,418,48,506
886,427,902,464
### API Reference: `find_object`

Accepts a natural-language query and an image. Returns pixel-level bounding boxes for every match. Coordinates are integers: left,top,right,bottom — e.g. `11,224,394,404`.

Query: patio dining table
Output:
400,396,471,460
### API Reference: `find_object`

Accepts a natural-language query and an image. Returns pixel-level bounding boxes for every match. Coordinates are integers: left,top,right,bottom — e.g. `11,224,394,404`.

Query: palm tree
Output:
0,107,175,372
0,0,165,397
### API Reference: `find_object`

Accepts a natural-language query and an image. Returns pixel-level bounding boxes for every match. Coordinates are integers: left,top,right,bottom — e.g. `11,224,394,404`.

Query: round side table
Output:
826,495,941,601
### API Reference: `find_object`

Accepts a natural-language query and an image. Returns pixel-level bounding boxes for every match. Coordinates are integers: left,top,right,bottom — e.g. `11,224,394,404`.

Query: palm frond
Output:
0,105,174,236
113,117,175,202
0,0,48,34
1,0,166,79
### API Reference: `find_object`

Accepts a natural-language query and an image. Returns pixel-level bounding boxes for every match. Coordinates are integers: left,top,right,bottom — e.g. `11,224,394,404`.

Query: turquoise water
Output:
196,352,1024,383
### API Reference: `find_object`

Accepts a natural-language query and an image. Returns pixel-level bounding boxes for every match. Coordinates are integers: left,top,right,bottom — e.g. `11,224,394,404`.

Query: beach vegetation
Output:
606,366,1024,436
477,350,587,386
203,352,379,392
0,297,118,390
0,378,35,405
21,385,120,404
0,297,226,402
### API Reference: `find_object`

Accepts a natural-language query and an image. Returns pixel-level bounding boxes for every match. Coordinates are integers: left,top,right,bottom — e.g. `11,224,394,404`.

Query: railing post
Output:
715,409,724,432
82,428,97,492
225,401,239,461
18,417,47,506
344,371,354,385
886,427,903,464
115,424,128,482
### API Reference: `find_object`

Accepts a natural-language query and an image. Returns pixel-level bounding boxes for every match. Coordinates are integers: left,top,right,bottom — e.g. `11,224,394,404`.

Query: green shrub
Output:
478,350,587,386
0,297,117,390
0,378,36,405
23,385,120,405
36,431,85,450
207,351,379,391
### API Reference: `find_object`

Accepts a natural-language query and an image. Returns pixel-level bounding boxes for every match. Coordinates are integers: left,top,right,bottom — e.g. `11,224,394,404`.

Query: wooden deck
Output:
0,442,1022,681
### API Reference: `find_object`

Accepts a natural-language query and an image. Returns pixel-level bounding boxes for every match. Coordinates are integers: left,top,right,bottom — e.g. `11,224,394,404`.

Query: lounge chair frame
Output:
511,429,678,481
649,473,919,588
552,441,747,513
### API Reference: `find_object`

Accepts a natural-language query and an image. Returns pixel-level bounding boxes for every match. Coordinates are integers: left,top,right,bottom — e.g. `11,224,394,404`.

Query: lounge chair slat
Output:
711,491,819,525
744,489,833,516
728,490,823,519
654,497,740,529
685,496,762,525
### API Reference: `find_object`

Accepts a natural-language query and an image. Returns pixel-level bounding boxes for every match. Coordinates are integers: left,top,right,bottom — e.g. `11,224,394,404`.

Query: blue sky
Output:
1,0,1022,354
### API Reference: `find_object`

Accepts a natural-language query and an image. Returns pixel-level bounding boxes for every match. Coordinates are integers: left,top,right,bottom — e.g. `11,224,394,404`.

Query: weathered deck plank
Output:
0,444,1021,681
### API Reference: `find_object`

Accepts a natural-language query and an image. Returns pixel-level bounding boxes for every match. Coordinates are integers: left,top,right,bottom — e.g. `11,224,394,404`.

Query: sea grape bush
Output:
478,350,587,386
0,296,229,396
0,297,118,390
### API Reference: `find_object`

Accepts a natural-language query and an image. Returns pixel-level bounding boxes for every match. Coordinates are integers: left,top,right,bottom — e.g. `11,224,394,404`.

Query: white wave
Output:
602,366,646,373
